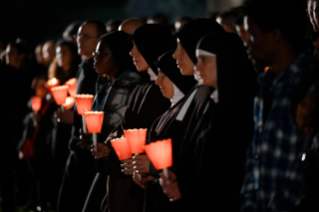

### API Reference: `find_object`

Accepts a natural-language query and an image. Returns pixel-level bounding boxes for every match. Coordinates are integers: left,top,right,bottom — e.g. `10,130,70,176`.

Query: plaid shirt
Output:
241,54,312,211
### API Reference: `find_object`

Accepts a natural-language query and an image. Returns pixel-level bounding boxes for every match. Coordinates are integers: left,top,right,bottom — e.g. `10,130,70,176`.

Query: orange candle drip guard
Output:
144,138,172,171
31,96,42,112
123,128,147,154
83,111,104,152
111,137,132,160
65,78,77,97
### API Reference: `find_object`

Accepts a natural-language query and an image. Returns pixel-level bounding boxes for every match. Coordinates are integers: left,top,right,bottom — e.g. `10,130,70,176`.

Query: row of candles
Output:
30,78,173,178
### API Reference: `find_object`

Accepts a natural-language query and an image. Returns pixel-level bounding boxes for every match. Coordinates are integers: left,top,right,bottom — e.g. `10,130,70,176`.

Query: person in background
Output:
216,10,238,33
56,20,104,212
19,74,56,212
42,40,56,67
119,18,145,34
235,16,249,44
63,21,81,44
147,13,169,27
105,19,122,32
174,16,193,31
241,0,311,211
48,40,81,83
307,0,319,32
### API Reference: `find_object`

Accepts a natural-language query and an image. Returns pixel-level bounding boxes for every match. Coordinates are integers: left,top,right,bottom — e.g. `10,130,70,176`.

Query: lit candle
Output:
31,96,42,112
111,137,132,160
123,128,147,154
65,78,77,97
51,85,69,112
47,78,60,91
83,111,104,152
75,94,94,133
63,97,75,110
144,139,172,184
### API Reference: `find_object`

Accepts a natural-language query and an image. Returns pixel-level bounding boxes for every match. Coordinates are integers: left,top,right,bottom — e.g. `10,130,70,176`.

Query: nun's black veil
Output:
155,50,197,95
175,18,225,64
177,33,256,211
131,24,177,74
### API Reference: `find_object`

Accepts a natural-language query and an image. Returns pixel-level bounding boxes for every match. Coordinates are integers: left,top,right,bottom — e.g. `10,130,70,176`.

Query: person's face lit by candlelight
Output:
244,16,274,66
130,41,149,71
155,70,174,99
76,23,99,60
93,41,118,77
173,40,194,76
5,44,25,69
196,55,217,88
56,45,73,71
42,41,55,66
307,0,319,31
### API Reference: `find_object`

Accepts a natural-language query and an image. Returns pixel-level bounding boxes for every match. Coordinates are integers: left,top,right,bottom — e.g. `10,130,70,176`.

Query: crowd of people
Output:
1,0,319,211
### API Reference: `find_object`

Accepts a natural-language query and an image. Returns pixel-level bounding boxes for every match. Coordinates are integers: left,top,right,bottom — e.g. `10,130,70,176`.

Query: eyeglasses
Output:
74,34,98,40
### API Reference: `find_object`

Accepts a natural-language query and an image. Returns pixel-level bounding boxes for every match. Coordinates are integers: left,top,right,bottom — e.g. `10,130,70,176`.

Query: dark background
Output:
0,0,207,52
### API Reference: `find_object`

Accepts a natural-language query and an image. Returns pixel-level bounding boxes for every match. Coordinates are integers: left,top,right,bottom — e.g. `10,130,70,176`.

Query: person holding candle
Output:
80,30,142,212
19,74,58,211
131,50,196,212
48,40,81,84
56,20,105,212
160,32,256,211
91,24,174,212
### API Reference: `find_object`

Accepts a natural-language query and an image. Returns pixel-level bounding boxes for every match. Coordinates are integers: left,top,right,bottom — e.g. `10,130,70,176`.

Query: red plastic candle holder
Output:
65,78,77,97
83,111,104,133
51,85,69,105
63,97,75,110
123,129,147,154
31,97,42,112
47,78,60,91
75,94,94,115
144,139,172,170
111,137,132,160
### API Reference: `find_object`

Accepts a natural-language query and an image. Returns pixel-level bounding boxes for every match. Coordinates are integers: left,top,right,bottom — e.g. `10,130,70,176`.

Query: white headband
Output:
196,49,216,57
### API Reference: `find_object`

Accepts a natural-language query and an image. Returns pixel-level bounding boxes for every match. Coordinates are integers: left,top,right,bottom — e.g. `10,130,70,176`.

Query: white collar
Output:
147,68,157,81
210,89,218,103
170,84,185,107
194,70,203,85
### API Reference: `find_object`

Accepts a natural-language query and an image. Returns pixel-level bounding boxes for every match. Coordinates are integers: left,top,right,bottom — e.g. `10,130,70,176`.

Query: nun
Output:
170,18,225,159
132,50,196,212
160,32,256,212
92,24,175,212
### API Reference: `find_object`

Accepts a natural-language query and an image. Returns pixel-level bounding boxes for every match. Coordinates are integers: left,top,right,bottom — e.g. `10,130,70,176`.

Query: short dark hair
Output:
148,13,169,26
243,0,306,48
175,16,193,23
219,10,239,32
235,16,244,26
202,11,219,20
9,38,28,55
83,20,107,38
63,21,82,39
